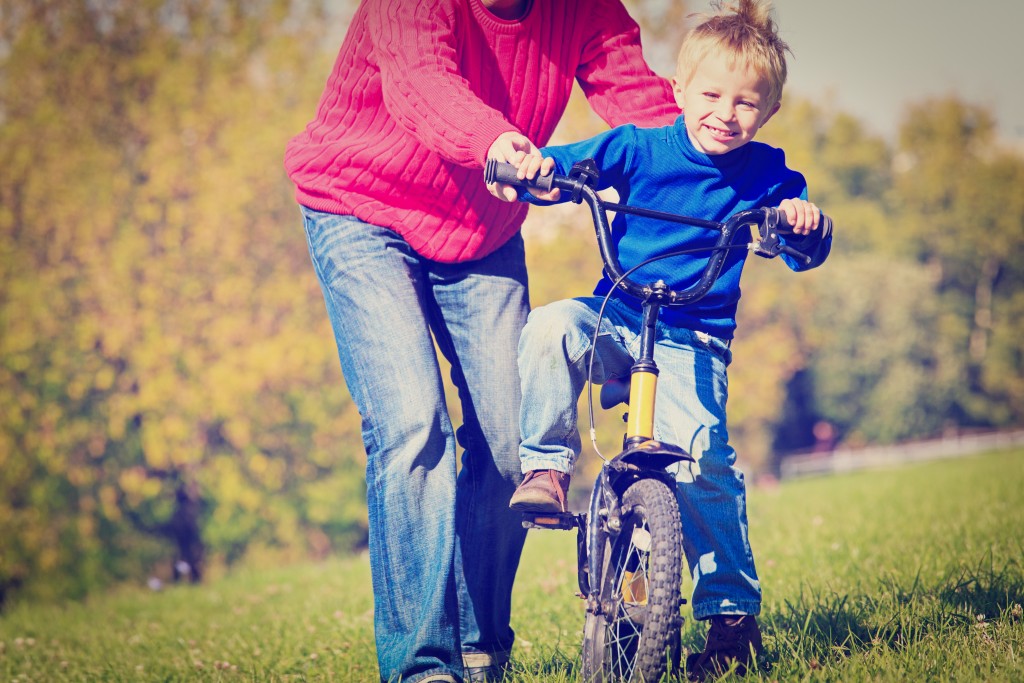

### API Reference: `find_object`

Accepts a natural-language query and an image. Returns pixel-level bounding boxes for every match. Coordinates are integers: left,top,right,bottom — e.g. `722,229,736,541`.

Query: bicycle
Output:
485,158,832,682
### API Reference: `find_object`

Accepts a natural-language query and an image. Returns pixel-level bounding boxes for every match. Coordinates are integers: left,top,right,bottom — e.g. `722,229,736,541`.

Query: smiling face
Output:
674,52,781,155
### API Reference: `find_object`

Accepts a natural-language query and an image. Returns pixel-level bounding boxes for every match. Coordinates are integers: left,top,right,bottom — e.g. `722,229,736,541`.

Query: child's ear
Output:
671,78,686,112
760,100,782,127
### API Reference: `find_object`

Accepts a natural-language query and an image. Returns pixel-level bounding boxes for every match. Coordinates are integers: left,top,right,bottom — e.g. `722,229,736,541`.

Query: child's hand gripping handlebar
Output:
485,159,832,304
753,206,834,262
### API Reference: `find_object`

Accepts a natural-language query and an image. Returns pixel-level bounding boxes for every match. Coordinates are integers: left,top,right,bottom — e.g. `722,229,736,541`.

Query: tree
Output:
0,0,367,603
890,98,1024,429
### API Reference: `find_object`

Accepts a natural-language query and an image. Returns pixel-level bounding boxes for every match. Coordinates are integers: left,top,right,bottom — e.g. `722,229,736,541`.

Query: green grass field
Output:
2,449,1022,682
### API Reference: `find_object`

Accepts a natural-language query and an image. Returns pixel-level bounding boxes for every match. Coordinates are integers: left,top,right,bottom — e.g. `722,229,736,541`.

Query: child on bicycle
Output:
498,0,832,678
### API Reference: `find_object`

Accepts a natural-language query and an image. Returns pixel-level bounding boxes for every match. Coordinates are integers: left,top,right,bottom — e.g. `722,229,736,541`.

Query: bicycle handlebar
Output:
484,159,831,305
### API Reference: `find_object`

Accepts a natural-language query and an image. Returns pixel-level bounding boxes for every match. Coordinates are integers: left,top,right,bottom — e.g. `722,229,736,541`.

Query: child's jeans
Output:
518,296,761,619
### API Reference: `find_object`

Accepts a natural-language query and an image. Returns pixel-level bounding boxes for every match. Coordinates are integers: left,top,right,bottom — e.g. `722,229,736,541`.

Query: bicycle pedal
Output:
521,512,577,530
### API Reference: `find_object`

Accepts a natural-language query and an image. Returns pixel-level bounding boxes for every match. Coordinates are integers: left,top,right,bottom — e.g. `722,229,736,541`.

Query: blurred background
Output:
1,0,1021,607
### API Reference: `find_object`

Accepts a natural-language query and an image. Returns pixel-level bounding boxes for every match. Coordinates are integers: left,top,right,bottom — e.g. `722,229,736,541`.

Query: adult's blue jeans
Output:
302,207,529,683
518,297,761,620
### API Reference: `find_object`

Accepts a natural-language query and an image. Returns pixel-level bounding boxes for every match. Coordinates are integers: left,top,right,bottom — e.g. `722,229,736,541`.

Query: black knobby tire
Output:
581,478,683,682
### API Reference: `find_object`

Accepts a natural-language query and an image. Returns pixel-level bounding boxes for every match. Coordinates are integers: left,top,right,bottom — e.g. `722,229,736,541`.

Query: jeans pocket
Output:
693,329,733,366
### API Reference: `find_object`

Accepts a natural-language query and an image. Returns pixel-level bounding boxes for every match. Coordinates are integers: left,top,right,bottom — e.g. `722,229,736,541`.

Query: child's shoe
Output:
508,469,570,512
685,615,763,681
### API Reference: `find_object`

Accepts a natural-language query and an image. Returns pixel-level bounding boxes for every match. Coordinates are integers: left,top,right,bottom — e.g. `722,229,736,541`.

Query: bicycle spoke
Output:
603,515,655,679
583,479,682,683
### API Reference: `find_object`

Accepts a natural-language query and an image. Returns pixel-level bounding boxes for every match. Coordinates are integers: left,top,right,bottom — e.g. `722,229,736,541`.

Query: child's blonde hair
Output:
676,0,790,109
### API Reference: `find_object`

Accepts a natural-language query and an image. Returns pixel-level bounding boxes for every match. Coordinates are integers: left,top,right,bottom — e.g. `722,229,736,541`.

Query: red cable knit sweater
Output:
284,0,678,263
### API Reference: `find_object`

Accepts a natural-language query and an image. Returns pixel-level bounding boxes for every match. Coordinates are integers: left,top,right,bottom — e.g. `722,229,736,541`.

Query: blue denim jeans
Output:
302,207,529,683
518,297,761,620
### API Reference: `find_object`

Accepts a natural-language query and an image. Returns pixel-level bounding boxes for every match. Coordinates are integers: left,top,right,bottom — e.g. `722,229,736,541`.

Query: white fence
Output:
779,429,1024,480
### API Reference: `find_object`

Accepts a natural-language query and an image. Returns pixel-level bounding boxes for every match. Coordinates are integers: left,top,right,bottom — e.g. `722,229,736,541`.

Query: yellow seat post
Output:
624,299,662,443
626,371,657,439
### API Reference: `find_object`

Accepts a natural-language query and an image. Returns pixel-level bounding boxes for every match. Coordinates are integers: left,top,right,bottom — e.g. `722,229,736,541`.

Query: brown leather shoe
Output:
509,469,570,513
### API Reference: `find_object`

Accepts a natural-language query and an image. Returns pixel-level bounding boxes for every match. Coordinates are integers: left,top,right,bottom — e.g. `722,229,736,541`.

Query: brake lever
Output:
567,159,600,204
752,209,783,259
751,233,813,265
751,209,812,264
779,244,813,265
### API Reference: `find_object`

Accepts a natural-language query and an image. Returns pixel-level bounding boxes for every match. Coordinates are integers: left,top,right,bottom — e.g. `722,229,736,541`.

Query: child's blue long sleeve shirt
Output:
524,116,831,339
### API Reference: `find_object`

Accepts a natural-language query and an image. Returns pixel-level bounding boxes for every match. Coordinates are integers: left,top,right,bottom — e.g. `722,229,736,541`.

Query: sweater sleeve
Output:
519,126,639,204
575,0,679,129
368,0,517,167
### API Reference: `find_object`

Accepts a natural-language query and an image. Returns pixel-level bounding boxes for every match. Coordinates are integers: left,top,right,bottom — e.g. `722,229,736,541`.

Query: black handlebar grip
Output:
773,207,792,232
484,159,554,192
770,207,833,240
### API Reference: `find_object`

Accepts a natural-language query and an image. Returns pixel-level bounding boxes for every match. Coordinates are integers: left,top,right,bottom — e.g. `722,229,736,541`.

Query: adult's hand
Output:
486,131,540,202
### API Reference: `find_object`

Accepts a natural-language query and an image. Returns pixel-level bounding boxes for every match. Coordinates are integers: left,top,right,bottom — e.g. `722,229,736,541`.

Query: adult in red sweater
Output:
285,1,676,681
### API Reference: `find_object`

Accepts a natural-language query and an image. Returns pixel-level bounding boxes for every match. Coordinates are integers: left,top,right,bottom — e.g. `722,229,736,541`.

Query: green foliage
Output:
1,449,1021,681
0,0,367,602
802,255,958,443
889,99,1024,426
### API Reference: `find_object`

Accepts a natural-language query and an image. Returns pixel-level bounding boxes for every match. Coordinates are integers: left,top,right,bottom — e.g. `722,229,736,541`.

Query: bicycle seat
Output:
600,376,630,410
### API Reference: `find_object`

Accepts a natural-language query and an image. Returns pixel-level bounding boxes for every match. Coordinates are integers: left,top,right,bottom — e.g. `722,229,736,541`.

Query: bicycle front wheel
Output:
582,478,683,682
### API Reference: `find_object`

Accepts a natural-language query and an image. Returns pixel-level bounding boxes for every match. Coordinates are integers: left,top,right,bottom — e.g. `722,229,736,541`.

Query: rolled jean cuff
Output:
691,599,761,621
518,454,574,475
